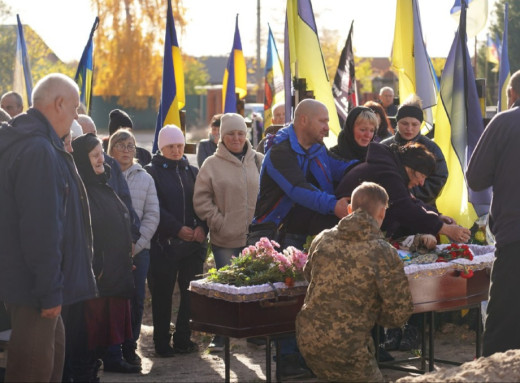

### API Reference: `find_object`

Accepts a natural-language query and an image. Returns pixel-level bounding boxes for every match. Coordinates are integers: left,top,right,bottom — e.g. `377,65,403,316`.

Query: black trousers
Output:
483,240,520,356
149,250,204,349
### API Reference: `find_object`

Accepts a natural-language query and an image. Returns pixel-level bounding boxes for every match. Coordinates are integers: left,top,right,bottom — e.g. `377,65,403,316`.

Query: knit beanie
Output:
158,125,185,150
220,113,247,137
108,109,133,135
396,105,423,123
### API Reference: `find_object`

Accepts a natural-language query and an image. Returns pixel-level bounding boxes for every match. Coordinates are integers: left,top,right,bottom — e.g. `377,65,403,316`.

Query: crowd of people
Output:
0,69,518,382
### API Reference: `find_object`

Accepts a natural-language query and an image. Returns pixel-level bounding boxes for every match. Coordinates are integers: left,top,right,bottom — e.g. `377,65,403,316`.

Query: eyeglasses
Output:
114,143,136,152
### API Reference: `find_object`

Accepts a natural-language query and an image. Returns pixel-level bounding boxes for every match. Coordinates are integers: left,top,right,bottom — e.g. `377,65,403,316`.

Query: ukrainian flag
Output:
13,14,33,109
435,1,490,228
74,17,99,115
264,25,284,129
497,2,510,112
392,0,437,127
486,34,499,65
153,0,185,153
284,0,340,140
222,15,247,113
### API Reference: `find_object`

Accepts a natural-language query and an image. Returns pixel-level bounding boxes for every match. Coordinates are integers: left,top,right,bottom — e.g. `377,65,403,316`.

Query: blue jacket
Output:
0,109,97,309
253,124,357,226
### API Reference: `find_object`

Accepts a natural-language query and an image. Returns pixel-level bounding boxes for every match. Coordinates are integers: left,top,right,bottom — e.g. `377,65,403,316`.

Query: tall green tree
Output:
489,0,520,74
476,0,520,106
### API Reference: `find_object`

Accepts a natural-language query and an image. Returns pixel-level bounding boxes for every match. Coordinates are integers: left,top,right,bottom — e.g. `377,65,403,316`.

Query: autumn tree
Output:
92,0,208,109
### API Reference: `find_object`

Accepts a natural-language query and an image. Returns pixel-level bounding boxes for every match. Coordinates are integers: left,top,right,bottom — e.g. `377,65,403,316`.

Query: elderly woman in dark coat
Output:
146,125,208,357
71,133,136,377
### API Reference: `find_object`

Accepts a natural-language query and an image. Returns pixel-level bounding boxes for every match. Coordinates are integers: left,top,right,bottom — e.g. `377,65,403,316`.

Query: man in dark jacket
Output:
0,73,97,382
467,70,520,357
249,99,354,379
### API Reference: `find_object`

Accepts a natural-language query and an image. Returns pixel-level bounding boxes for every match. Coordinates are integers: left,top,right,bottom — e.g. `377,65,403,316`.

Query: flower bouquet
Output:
206,237,308,287
436,243,474,262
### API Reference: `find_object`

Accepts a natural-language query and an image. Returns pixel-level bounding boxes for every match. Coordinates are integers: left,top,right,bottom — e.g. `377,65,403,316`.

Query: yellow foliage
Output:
92,0,186,109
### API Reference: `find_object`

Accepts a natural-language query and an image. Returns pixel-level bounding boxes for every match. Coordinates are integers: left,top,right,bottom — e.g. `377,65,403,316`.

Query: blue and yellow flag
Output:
153,0,185,153
74,17,99,115
222,15,247,113
13,14,33,109
498,2,510,112
486,34,499,65
264,25,284,129
392,0,437,127
284,0,340,140
435,0,490,228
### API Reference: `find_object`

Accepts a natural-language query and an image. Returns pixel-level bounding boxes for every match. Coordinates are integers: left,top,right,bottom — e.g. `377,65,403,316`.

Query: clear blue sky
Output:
3,0,497,63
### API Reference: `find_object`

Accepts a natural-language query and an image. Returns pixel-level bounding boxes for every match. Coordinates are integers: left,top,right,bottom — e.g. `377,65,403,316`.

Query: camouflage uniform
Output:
296,210,414,382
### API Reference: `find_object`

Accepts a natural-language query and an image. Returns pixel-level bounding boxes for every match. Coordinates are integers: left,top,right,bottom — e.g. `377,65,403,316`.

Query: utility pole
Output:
256,0,262,102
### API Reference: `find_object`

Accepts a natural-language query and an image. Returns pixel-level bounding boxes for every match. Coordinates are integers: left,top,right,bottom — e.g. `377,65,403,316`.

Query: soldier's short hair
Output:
351,182,388,217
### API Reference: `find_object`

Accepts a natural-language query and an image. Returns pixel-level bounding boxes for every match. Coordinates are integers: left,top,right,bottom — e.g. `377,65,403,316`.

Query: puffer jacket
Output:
146,154,206,243
122,163,160,254
0,109,97,309
194,140,263,248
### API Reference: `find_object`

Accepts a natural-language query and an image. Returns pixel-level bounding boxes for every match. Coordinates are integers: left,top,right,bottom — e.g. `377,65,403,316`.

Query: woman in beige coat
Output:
193,113,263,351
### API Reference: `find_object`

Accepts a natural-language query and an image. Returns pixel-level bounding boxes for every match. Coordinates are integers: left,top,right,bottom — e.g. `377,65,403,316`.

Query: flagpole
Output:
484,34,488,81
294,61,299,109
474,37,477,74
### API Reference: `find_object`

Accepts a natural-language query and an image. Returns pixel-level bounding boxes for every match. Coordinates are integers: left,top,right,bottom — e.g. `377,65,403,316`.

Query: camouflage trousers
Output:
297,331,383,382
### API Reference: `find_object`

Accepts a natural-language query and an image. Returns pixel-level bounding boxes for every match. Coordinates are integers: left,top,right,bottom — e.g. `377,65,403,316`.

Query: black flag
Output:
332,21,358,129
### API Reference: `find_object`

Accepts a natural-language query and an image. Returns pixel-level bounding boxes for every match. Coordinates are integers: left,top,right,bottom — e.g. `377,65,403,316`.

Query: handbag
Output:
159,236,208,261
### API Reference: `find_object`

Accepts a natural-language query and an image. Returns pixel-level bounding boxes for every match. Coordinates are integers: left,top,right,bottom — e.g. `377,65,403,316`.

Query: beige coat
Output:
194,141,263,248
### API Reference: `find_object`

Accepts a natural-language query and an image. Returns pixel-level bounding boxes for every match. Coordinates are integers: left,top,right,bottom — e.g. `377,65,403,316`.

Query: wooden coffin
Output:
190,268,490,338
190,291,305,338
410,268,490,313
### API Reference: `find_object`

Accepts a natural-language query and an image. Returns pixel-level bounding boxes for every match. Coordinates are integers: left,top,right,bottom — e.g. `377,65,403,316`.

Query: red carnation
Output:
461,269,474,279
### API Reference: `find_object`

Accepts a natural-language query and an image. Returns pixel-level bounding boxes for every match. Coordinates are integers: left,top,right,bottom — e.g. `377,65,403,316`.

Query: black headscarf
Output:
72,133,110,185
332,106,374,161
